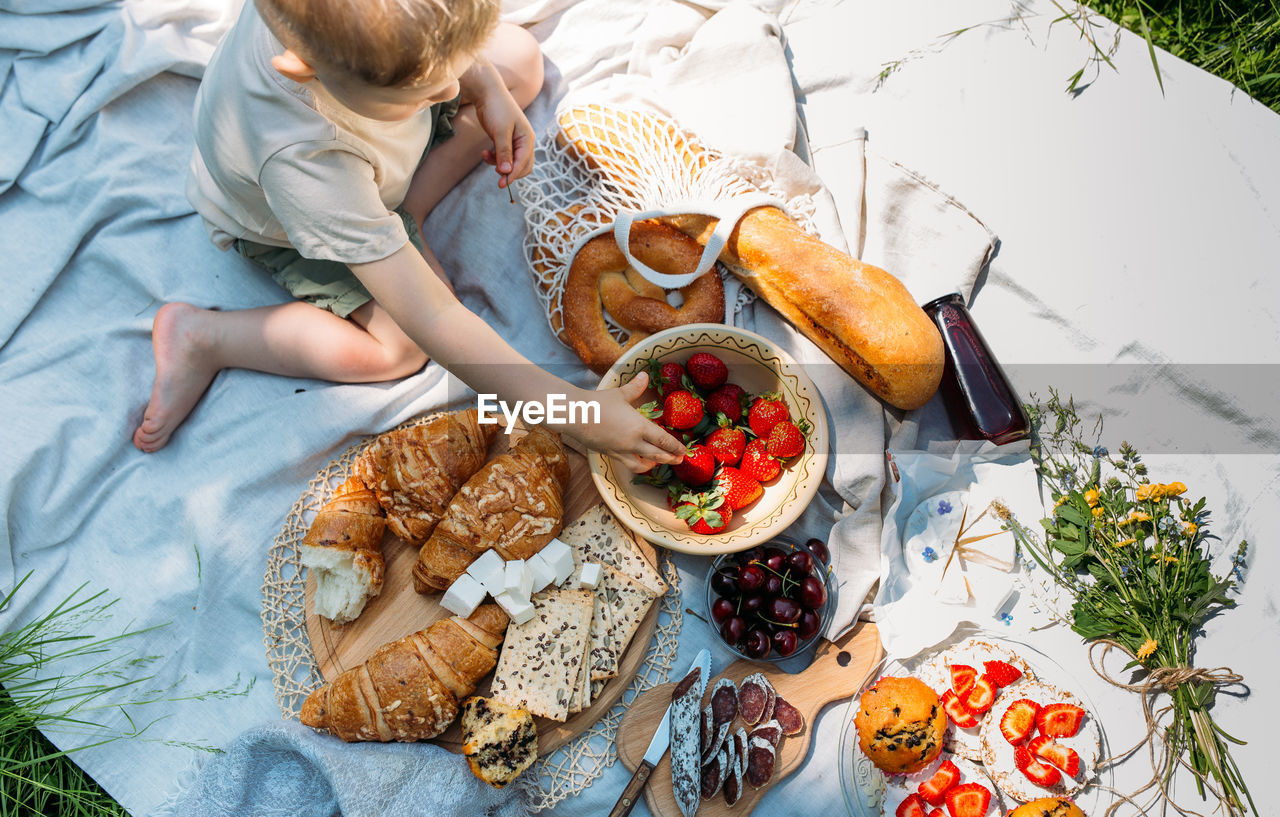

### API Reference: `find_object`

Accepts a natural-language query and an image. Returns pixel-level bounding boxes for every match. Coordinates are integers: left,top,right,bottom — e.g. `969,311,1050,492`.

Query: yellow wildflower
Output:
1118,510,1152,528
1114,537,1137,548
1052,496,1067,510
1084,488,1099,507
1092,506,1105,518
1135,483,1155,501
1151,553,1179,564
1136,639,1158,660
1183,522,1198,538
1164,482,1187,496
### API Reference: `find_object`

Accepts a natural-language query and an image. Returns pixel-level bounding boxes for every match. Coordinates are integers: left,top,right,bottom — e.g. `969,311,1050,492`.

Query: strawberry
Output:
649,359,687,398
895,793,929,817
671,444,716,486
705,383,746,424
982,660,1023,688
943,782,992,817
940,688,979,728
706,425,746,466
1036,702,1086,739
999,698,1041,745
917,759,961,806
765,420,805,459
739,438,781,483
929,810,947,817
747,394,789,438
715,467,763,511
1014,745,1062,788
964,674,998,715
662,390,703,430
685,352,729,391
674,490,732,534
1030,735,1081,777
949,663,979,698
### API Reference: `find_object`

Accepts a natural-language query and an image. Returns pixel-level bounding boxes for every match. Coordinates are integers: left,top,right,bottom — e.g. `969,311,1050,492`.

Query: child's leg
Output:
400,23,544,225
133,300,425,452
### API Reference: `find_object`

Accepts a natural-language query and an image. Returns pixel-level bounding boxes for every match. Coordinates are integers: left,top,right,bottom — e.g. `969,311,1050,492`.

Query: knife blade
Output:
608,648,710,817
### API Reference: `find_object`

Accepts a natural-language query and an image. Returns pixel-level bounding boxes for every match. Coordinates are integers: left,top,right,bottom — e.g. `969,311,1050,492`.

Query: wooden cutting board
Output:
304,430,663,756
618,621,882,817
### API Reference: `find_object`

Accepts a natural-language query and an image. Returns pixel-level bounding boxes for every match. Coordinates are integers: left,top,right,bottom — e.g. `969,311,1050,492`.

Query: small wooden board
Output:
304,432,664,756
617,622,882,817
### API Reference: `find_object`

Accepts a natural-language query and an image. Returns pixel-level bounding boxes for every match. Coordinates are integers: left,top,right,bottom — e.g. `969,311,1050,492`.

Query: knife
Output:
608,648,710,817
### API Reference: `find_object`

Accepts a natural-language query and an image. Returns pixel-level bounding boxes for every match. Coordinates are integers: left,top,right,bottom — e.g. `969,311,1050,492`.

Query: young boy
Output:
133,0,683,473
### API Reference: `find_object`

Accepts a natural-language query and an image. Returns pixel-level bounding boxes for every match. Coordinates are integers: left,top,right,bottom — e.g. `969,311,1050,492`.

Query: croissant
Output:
354,408,498,545
299,603,510,742
413,425,571,594
299,475,387,624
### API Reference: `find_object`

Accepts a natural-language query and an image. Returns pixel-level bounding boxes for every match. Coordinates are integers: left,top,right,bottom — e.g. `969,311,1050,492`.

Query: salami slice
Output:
702,720,731,765
773,695,804,736
700,747,727,800
700,703,713,752
749,718,782,746
759,681,777,723
733,727,749,778
710,677,739,726
722,742,743,807
745,735,776,789
739,672,772,725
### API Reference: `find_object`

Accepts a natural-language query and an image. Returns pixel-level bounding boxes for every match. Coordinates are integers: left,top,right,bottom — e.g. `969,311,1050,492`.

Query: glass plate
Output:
839,636,1114,817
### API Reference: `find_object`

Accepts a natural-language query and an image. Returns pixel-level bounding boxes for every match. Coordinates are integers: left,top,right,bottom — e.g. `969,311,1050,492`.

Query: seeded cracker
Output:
491,587,593,722
576,561,657,681
559,503,666,595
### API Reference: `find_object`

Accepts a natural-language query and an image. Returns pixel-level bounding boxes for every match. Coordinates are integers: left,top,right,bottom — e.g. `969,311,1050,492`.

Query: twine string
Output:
1087,639,1244,817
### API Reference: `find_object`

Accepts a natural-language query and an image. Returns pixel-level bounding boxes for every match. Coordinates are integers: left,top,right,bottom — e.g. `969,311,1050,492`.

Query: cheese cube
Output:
440,573,487,618
504,559,533,601
467,550,507,597
540,538,576,585
526,552,557,594
494,591,535,625
577,561,602,590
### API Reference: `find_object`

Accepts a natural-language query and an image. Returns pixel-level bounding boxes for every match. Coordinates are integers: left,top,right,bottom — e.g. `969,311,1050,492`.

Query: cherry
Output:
805,538,830,565
744,628,772,659
772,629,799,657
797,609,822,640
721,615,746,645
738,564,766,594
768,597,802,624
799,576,827,610
765,553,787,573
740,595,763,616
786,550,814,575
711,597,735,624
710,568,739,598
763,574,783,597
738,546,766,566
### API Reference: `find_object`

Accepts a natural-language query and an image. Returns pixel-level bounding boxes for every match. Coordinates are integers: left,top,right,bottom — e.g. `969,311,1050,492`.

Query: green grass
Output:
1080,0,1280,109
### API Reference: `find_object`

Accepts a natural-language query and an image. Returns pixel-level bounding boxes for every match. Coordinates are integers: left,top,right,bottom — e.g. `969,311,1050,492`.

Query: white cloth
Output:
188,0,431,260
2,1,1278,817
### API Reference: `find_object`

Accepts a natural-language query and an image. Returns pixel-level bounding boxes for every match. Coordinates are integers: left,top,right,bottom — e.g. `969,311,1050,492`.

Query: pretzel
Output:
561,219,725,373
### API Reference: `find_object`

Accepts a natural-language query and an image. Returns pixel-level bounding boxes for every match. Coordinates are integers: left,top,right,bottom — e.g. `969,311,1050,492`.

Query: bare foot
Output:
133,303,221,453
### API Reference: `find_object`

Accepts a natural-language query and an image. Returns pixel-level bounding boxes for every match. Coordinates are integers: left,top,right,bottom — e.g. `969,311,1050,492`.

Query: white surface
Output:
1,0,1277,815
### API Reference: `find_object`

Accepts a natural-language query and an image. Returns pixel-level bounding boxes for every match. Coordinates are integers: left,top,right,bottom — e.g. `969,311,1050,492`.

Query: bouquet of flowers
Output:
998,391,1254,817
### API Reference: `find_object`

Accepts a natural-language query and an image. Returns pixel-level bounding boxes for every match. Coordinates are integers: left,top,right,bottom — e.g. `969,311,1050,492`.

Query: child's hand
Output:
474,83,535,191
567,372,686,474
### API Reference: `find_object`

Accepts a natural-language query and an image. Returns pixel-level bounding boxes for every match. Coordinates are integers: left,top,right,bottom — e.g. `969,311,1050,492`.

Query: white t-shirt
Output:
186,1,439,264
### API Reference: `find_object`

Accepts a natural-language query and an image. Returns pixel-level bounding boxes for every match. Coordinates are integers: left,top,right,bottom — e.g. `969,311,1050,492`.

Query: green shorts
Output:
233,96,458,319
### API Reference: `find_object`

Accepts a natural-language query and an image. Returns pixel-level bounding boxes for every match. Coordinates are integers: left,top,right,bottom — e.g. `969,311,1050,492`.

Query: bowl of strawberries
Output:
589,324,829,554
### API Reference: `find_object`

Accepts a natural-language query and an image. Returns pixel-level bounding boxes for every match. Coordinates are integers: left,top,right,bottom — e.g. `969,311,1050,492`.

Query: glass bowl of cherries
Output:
705,536,835,662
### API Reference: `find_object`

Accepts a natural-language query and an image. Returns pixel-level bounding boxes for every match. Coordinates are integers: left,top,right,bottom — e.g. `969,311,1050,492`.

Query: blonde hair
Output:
258,0,499,88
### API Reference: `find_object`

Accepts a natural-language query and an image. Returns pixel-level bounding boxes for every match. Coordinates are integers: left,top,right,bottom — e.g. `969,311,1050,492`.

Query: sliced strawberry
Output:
1031,735,1082,777
940,688,979,728
982,659,1023,688
917,759,961,806
999,698,1041,745
929,810,947,817
963,674,997,715
895,792,929,817
1037,702,1086,738
1014,745,1062,788
943,782,992,817
949,663,978,698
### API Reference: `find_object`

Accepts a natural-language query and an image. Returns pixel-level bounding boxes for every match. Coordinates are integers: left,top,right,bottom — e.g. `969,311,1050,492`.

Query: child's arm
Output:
351,244,686,472
458,56,536,188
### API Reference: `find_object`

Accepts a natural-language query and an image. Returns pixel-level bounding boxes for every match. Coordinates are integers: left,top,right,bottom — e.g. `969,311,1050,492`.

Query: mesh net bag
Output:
515,102,820,348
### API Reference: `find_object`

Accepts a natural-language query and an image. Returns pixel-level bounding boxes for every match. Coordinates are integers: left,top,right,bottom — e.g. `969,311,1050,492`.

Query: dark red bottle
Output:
923,293,1030,445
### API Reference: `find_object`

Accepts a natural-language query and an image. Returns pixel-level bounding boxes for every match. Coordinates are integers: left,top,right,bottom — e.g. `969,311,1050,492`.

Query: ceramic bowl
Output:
589,324,829,554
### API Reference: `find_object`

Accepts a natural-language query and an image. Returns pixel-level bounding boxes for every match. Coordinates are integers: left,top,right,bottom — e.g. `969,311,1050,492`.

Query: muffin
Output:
1009,797,1086,817
854,676,948,774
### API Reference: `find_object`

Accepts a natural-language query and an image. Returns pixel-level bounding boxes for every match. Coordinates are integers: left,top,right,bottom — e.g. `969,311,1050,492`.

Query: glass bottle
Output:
922,293,1030,445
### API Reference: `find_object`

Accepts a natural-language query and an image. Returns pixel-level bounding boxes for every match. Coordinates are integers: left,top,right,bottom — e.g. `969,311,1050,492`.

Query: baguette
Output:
557,104,944,410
